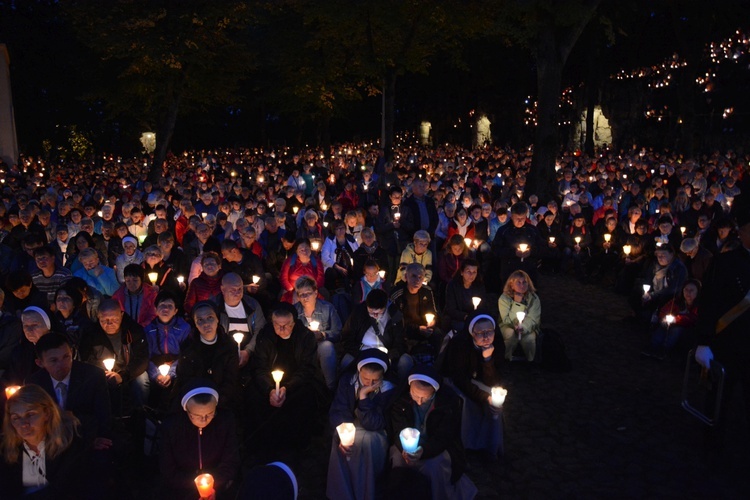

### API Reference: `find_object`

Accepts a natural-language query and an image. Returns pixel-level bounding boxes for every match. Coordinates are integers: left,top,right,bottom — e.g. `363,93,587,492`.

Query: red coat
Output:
279,255,325,292
113,283,158,327
183,272,224,315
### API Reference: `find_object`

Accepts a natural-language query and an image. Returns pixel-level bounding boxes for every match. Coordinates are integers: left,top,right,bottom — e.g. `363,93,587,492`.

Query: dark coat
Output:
159,410,240,497
329,367,394,432
389,383,466,483
341,302,405,363
0,436,88,500
80,314,149,384
251,322,319,395
175,331,239,410
443,331,504,408
27,360,112,444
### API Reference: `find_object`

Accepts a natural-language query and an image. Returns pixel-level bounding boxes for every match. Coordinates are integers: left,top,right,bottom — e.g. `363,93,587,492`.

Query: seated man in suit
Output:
28,332,113,450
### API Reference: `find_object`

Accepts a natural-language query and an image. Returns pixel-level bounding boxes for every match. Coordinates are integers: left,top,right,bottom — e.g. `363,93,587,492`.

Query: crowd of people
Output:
0,142,748,499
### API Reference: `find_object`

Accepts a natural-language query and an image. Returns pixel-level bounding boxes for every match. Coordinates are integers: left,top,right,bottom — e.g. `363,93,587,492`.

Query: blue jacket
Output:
329,367,394,432
144,316,191,380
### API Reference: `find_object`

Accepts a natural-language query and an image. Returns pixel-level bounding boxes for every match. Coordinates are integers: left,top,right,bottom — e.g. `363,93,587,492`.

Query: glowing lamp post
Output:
399,428,420,454
472,297,482,309
194,473,214,499
103,358,115,372
272,370,284,397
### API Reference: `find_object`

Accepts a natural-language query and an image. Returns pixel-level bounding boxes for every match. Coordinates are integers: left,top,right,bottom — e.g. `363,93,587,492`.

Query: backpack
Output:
537,327,571,372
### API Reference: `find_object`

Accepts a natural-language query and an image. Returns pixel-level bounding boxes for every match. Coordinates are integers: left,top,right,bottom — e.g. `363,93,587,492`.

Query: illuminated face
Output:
359,366,383,388
461,265,478,284
186,399,217,431
22,313,49,344
98,309,123,335
683,283,698,304
193,307,218,341
221,282,244,307
272,315,295,340
510,276,529,295
409,382,436,406
296,286,317,308
471,319,495,348
9,402,49,448
38,344,73,382
406,269,425,292
363,267,380,283
201,258,220,277
511,213,526,228
55,291,75,318
123,241,137,256
156,299,177,323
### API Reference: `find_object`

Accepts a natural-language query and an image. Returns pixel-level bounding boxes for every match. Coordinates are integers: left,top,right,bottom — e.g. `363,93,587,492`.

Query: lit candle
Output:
491,386,507,408
311,241,320,251
394,212,401,221
680,226,686,235
516,311,526,324
321,203,328,211
148,272,159,284
399,428,420,453
574,236,582,244
97,211,103,217
272,370,284,396
194,473,214,499
158,364,170,377
201,212,208,219
425,313,435,326
464,237,472,248
138,234,147,244
336,422,356,460
309,320,320,331
103,358,115,371
604,234,611,242
252,275,261,284
623,245,632,256
643,284,651,295
378,270,386,279
363,184,368,191
177,275,185,284
4,385,21,399
665,314,675,325
549,236,555,243
232,332,244,356
472,297,482,309
293,206,299,215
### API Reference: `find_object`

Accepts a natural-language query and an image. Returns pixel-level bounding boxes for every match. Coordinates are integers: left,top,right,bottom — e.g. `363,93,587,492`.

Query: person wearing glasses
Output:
159,380,240,499
249,305,322,454
293,276,342,390
176,302,239,412
442,312,505,461
1,384,90,498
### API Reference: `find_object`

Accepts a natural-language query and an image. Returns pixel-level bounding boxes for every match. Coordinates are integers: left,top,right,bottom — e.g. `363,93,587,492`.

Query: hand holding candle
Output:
490,386,507,408
147,272,159,284
518,243,528,262
399,428,420,454
252,275,261,284
194,473,214,499
103,358,115,372
378,270,386,279
425,313,435,327
272,370,284,397
158,364,170,377
336,422,356,460
232,332,244,356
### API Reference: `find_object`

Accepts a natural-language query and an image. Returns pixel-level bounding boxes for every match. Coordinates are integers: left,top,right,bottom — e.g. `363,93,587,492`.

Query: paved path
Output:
467,274,750,499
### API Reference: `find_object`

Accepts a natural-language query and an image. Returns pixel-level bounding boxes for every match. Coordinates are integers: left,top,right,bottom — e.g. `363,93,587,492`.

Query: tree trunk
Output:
530,32,563,202
381,69,397,162
150,95,180,184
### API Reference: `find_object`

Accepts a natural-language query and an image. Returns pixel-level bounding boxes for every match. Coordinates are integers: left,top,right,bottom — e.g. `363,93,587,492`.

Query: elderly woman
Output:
1,384,88,498
443,312,505,459
498,270,541,361
159,381,240,498
294,276,342,390
395,230,434,285
112,264,158,328
327,349,394,500
279,238,325,301
114,236,145,284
